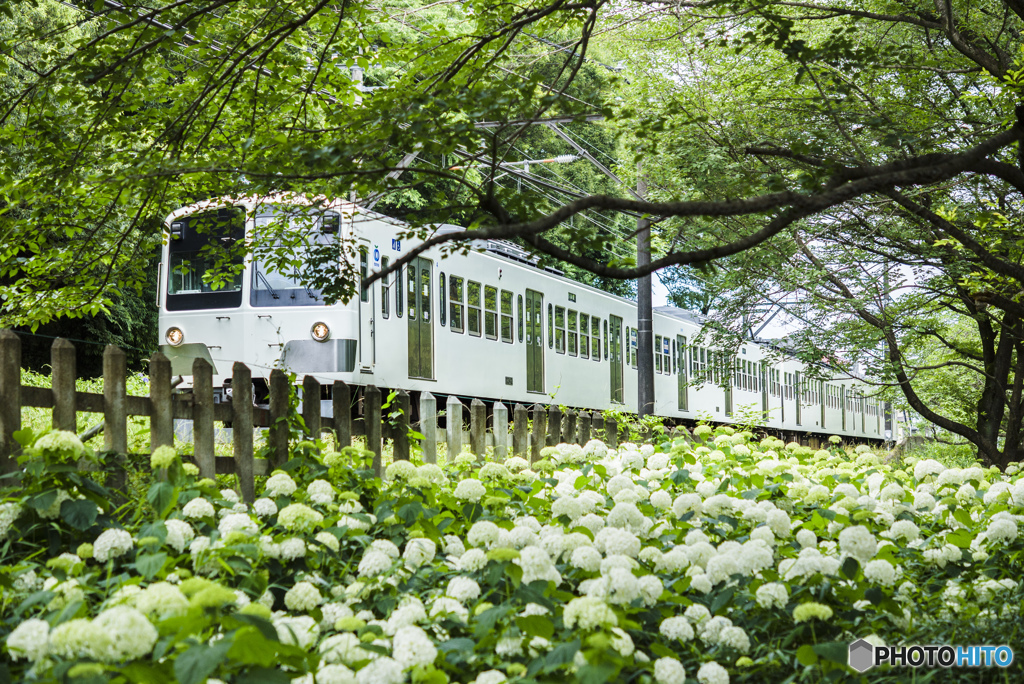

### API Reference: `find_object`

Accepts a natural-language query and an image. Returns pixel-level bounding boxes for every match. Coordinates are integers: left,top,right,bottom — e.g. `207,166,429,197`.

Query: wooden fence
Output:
0,331,618,501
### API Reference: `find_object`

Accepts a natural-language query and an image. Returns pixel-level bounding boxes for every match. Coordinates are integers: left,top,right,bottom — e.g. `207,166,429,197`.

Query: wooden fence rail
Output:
0,331,621,501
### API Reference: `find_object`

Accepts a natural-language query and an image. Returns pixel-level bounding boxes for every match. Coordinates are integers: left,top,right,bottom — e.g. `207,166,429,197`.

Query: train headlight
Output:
165,327,184,346
311,321,330,342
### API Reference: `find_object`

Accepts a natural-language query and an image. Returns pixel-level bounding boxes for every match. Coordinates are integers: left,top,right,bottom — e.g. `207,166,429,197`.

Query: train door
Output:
407,257,434,379
525,289,544,393
358,246,375,370
676,335,687,410
794,371,802,426
761,363,769,421
609,315,624,403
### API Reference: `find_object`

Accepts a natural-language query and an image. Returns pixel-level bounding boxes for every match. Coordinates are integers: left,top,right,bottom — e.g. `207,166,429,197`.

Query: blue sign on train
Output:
391,238,401,251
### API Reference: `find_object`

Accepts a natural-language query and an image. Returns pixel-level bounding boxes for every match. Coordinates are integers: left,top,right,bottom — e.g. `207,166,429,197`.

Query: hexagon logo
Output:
849,639,875,673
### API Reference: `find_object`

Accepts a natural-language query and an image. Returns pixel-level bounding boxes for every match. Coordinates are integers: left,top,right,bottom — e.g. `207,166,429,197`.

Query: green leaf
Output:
841,556,859,580
813,641,849,665
147,482,177,518
173,640,232,684
26,489,57,512
474,605,511,640
515,615,554,639
710,586,734,613
796,644,819,666
945,529,973,549
135,552,167,579
120,662,173,684
234,668,290,684
577,664,616,684
60,499,98,530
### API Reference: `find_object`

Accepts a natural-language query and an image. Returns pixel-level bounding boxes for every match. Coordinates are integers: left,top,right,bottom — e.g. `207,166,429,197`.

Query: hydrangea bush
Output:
2,427,1023,683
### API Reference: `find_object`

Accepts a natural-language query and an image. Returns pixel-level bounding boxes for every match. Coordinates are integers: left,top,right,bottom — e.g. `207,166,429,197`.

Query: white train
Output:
157,196,888,442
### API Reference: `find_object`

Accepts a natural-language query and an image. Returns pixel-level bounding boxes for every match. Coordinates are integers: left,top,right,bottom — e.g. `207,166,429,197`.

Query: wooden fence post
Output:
365,385,382,476
593,413,605,443
420,391,437,464
547,404,561,447
149,352,173,452
193,358,216,479
446,395,463,457
232,362,255,502
103,345,127,493
51,338,76,432
512,404,528,458
531,404,546,463
606,416,618,448
562,408,576,444
493,401,508,461
470,398,486,458
578,411,591,444
333,381,351,449
0,330,21,475
268,369,290,471
302,375,321,447
394,389,410,461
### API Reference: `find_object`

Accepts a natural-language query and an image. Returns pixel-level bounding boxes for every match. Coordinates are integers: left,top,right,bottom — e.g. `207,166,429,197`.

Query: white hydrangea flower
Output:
696,660,729,684
468,521,500,547
392,625,437,669
755,582,789,609
659,616,694,641
182,497,215,519
863,559,901,587
94,528,134,563
454,478,486,503
274,615,320,650
654,657,687,684
265,472,298,497
839,525,878,564
447,576,481,602
472,671,508,684
285,581,322,612
279,537,307,561
359,549,394,578
404,538,436,568
5,618,50,661
93,606,158,660
563,596,618,629
458,548,488,572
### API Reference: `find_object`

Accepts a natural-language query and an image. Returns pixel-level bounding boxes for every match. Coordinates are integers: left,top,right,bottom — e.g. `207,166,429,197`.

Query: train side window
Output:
548,303,553,348
501,290,514,343
603,320,608,360
568,310,578,356
439,273,446,327
484,285,498,340
449,275,464,333
359,248,369,303
555,306,566,354
468,281,482,336
664,338,672,375
407,266,417,321
672,339,676,374
517,294,523,342
629,328,638,368
580,313,589,359
396,265,404,318
381,257,390,319
421,267,430,323
592,316,600,361
655,335,663,373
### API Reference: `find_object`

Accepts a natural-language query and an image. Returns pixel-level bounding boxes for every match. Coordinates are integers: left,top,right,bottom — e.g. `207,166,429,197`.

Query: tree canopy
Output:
3,0,1024,465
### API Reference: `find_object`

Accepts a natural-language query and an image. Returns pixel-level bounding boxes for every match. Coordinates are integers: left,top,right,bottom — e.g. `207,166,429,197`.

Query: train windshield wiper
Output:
256,271,280,299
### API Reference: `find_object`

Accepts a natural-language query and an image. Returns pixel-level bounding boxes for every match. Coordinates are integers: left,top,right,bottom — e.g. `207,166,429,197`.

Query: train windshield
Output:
166,208,245,311
250,206,340,307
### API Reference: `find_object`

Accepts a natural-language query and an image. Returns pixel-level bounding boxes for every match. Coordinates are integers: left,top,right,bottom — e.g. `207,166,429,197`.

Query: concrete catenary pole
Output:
637,161,654,419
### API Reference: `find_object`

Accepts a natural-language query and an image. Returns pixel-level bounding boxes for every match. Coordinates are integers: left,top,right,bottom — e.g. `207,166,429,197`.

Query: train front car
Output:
157,198,356,400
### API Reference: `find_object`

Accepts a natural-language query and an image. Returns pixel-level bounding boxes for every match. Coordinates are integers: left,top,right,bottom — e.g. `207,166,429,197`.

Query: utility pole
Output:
637,161,654,419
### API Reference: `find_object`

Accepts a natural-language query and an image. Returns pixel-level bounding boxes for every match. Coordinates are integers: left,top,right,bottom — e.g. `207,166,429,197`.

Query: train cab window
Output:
396,265,404,317
484,285,498,340
555,306,566,354
568,310,578,356
603,320,608,360
672,339,677,374
501,290,514,343
580,313,590,359
439,273,446,326
468,281,482,336
449,275,464,333
381,257,390,319
592,316,600,361
517,294,523,342
655,335,663,373
548,304,553,348
359,248,369,303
